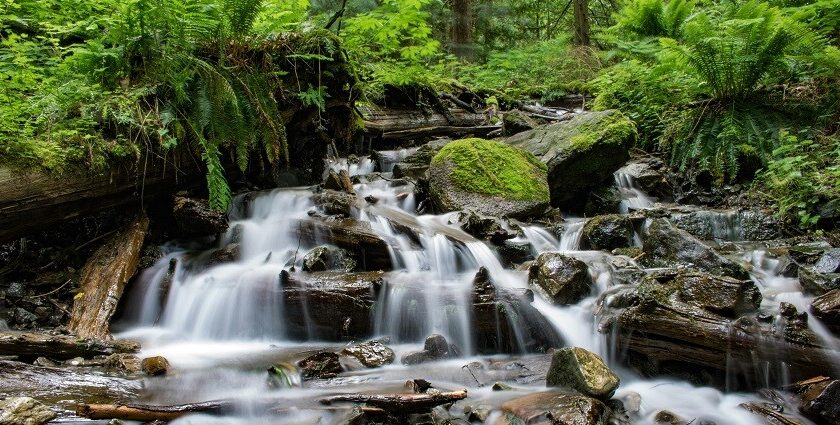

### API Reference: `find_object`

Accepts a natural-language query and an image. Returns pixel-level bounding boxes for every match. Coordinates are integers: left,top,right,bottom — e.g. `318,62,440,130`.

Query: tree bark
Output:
68,215,149,340
319,390,468,413
451,0,474,60
0,331,139,361
573,0,590,46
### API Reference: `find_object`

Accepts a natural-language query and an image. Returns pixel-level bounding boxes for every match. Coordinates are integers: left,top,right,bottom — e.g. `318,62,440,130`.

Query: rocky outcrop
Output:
392,139,450,180
0,397,56,425
499,391,609,425
602,270,834,388
641,218,748,279
172,196,228,237
546,347,620,399
528,253,594,305
507,110,636,209
582,214,634,251
302,245,357,272
428,138,550,219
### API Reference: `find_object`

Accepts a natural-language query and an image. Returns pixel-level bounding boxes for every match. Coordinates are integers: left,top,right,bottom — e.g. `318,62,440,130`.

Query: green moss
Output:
432,138,549,202
568,110,637,153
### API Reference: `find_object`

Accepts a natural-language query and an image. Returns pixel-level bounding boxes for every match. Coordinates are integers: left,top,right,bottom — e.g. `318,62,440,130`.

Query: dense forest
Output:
1,1,840,425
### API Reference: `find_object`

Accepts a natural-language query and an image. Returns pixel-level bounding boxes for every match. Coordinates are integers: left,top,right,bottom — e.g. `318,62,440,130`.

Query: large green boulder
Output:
506,110,636,209
428,138,550,219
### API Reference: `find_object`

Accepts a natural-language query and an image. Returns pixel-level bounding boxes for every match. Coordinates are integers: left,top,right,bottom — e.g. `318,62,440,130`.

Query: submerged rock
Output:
499,391,609,425
341,340,395,368
528,253,594,305
428,138,550,219
302,245,357,272
298,351,343,380
0,397,56,425
546,347,620,399
641,218,748,279
141,356,170,376
507,110,636,209
582,214,634,251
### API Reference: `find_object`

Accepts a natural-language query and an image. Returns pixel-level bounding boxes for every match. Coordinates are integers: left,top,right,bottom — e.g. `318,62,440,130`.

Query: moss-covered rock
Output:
428,138,550,219
582,214,634,251
506,110,636,209
502,109,538,136
546,347,620,399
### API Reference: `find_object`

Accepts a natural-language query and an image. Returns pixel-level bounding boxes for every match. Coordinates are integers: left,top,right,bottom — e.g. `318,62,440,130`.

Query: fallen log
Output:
68,214,149,340
740,402,804,425
381,125,501,141
319,390,468,414
77,401,233,421
1,360,141,403
0,331,139,361
360,106,485,134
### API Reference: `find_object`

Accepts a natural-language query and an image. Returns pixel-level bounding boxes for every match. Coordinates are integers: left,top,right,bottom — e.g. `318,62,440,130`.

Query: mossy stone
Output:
546,347,620,399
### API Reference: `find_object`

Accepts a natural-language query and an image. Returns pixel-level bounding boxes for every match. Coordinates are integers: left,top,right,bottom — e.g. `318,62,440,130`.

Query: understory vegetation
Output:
1,0,838,227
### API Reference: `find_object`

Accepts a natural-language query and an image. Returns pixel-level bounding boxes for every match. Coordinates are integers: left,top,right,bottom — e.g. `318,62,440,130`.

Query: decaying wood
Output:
68,215,149,340
319,390,468,414
360,106,485,134
77,401,232,421
740,402,804,425
381,125,500,141
0,331,139,361
439,93,477,113
785,376,831,393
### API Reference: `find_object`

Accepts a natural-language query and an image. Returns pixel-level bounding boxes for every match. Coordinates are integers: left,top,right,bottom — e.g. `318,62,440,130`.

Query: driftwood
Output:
68,215,149,340
0,331,139,361
319,390,468,414
740,402,804,425
77,401,233,421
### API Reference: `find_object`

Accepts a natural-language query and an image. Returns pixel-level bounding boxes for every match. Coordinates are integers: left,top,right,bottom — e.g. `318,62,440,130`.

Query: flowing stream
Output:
116,154,834,424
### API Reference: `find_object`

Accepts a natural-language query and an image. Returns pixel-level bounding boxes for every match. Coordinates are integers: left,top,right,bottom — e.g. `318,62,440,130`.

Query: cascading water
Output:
116,155,834,425
615,167,655,213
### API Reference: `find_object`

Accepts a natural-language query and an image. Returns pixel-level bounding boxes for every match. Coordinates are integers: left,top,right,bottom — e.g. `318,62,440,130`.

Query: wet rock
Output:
324,169,354,193
313,190,357,217
799,379,840,424
584,185,621,216
341,340,395,368
507,110,636,209
401,334,455,365
502,109,538,136
206,244,240,266
811,289,840,334
104,353,142,374
677,272,761,317
464,403,493,422
780,302,819,346
172,196,228,237
617,157,672,200
141,356,169,376
298,351,343,380
428,138,550,219
814,249,840,273
653,410,683,425
0,360,141,403
582,214,634,251
799,267,840,295
496,240,534,268
393,139,451,180
499,391,609,425
789,242,832,265
294,218,392,271
546,347,620,399
302,245,357,272
671,209,780,242
0,396,56,425
458,211,514,244
528,253,594,305
641,219,748,279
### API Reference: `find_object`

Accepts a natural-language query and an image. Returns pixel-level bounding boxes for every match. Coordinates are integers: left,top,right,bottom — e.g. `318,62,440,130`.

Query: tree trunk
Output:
0,331,139,362
451,0,474,60
68,215,149,340
573,0,590,46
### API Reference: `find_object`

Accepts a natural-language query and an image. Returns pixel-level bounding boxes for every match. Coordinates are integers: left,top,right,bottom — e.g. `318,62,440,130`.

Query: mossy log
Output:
0,331,139,362
360,106,488,143
68,215,149,340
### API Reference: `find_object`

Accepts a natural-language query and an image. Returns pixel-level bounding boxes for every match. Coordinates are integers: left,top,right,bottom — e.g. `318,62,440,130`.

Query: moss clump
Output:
568,110,637,153
431,138,549,202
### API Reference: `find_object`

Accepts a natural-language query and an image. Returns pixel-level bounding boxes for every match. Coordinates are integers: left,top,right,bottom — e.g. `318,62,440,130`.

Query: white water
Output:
117,160,832,424
615,168,656,213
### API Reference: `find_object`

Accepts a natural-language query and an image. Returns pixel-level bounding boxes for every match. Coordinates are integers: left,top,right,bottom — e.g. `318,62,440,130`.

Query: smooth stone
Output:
546,347,620,399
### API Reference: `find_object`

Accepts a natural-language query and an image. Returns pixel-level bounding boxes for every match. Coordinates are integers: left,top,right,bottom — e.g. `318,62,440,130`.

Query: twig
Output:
32,279,72,298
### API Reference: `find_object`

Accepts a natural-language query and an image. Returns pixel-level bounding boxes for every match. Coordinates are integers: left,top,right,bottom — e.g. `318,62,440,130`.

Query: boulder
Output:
546,347,620,399
324,169,354,193
206,243,240,266
799,379,840,425
507,110,636,209
294,218,392,271
312,190,357,217
428,138,550,219
502,109,538,136
789,242,833,265
496,241,534,268
104,353,142,374
0,397,56,425
811,289,840,334
172,196,228,237
815,249,840,273
528,253,594,305
499,391,609,425
582,214,634,251
800,267,840,295
401,334,455,365
393,139,451,180
458,211,515,244
298,351,343,380
641,218,749,279
302,245,357,272
616,157,672,201
584,185,621,216
341,340,395,368
676,272,761,317
141,356,170,376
